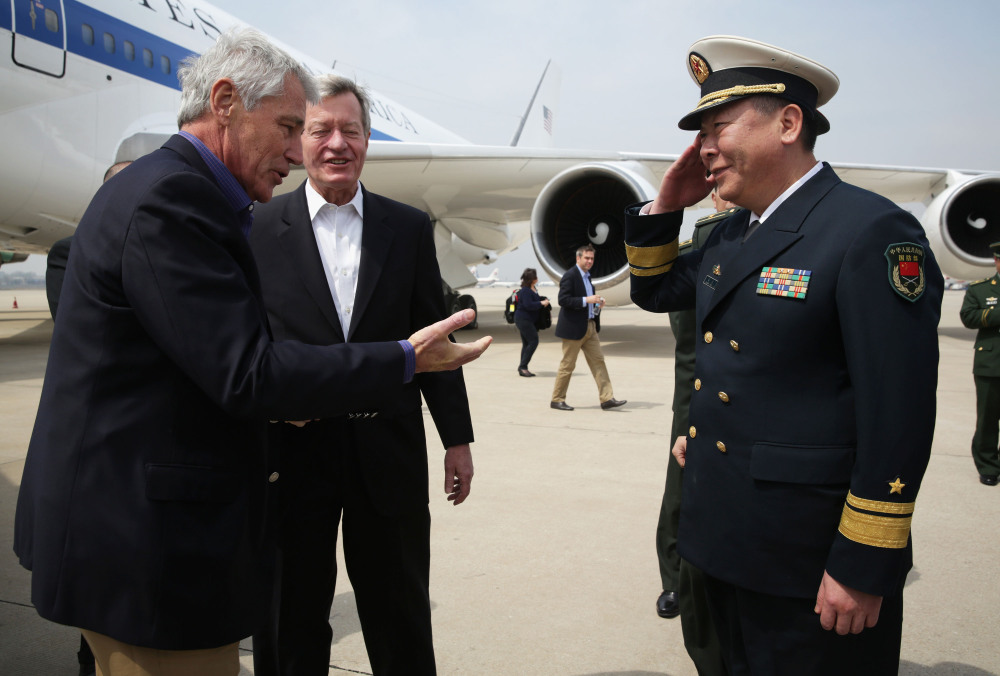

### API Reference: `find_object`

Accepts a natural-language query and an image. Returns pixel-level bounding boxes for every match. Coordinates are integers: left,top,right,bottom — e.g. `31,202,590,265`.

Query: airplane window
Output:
103,33,115,54
124,41,135,61
143,48,153,68
161,55,170,75
81,24,94,46
44,9,59,32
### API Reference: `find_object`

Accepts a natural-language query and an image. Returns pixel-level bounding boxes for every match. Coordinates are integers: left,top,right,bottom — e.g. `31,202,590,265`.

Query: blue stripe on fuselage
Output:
2,0,401,141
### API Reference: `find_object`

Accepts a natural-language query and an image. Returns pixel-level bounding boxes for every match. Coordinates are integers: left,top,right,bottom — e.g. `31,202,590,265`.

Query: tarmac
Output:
0,285,997,676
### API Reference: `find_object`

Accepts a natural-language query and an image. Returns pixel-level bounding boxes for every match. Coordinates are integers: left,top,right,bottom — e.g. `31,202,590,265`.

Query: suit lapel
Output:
702,165,841,321
348,186,394,341
277,184,345,340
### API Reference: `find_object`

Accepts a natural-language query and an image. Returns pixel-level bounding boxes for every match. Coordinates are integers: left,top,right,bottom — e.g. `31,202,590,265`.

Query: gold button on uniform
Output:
730,340,740,352
268,472,280,483
689,426,697,438
716,441,727,453
718,392,730,403
694,379,702,391
704,331,714,344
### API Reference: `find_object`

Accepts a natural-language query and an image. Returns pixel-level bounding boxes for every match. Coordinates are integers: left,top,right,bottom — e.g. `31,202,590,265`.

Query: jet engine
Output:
922,172,1000,282
530,162,658,305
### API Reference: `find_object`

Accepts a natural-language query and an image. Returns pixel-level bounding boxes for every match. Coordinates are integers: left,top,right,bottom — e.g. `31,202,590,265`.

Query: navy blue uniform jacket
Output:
14,136,410,650
625,165,942,599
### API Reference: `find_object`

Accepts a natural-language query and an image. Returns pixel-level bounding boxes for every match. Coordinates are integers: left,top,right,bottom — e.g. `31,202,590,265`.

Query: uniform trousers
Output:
551,320,613,403
702,574,903,676
972,375,1000,476
80,630,238,676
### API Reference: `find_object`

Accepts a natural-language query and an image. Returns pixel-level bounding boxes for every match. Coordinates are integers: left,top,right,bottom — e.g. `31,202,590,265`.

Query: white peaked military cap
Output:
678,35,840,134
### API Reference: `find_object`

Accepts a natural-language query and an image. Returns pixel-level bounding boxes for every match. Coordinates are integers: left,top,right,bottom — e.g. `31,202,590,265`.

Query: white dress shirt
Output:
306,180,364,338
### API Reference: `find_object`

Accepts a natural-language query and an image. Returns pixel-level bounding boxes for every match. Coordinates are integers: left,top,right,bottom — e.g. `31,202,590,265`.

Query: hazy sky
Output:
13,0,998,276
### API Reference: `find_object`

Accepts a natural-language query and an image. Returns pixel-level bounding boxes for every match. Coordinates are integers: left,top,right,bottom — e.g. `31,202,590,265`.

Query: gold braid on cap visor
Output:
695,83,786,111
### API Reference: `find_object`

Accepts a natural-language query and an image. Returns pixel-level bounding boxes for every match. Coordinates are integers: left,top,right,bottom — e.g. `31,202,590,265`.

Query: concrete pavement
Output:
1,286,997,675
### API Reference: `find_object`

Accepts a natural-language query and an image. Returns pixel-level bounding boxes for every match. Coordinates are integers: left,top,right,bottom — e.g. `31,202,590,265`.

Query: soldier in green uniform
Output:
959,241,1000,486
655,190,738,675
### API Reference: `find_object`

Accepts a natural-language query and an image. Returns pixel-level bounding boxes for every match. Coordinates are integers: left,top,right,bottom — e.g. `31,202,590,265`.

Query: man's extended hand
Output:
444,444,473,505
814,570,882,635
409,309,492,373
649,137,714,215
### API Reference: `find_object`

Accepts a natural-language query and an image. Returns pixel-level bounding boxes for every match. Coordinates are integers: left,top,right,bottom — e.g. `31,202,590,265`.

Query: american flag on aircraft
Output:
543,106,553,134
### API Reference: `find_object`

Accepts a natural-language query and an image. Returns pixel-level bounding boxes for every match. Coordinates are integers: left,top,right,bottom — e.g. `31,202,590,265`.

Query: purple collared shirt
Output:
178,131,255,238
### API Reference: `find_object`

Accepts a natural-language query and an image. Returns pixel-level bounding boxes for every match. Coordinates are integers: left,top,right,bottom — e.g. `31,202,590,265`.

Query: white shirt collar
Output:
305,180,364,221
751,161,824,224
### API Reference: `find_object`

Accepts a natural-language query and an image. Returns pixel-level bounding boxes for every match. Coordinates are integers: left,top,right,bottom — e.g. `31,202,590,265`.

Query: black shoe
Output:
980,474,999,486
550,401,574,411
600,398,627,410
518,368,535,377
657,590,680,619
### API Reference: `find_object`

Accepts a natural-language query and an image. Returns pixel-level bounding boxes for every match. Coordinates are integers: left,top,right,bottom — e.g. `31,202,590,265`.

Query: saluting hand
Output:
649,137,714,215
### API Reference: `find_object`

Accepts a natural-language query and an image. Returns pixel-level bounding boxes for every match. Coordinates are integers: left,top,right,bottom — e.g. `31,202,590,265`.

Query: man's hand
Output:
649,138,714,215
671,435,688,467
814,570,882,635
409,309,492,373
444,444,473,505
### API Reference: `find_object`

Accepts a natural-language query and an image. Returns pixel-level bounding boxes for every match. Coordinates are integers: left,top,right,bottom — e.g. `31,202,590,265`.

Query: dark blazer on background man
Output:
14,135,408,651
555,265,600,340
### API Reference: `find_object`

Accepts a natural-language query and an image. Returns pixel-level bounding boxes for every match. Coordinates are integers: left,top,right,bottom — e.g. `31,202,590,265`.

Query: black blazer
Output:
555,265,599,340
14,136,409,650
627,165,943,600
249,182,473,515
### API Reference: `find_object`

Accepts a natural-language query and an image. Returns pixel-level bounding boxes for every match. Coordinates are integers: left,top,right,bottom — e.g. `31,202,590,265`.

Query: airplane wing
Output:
286,143,999,304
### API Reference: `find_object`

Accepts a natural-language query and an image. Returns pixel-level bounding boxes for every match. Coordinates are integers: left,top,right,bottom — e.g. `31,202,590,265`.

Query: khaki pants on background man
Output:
551,319,614,404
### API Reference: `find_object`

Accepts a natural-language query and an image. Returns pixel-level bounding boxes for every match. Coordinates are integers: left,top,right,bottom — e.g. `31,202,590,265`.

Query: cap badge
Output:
689,52,711,84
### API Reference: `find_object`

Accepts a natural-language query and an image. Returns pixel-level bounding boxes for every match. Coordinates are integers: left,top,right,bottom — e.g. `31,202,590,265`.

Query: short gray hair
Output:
176,27,319,127
314,74,372,136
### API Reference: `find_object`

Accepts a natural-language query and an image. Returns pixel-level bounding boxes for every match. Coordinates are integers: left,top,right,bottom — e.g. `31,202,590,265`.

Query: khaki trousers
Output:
81,630,239,676
551,320,613,403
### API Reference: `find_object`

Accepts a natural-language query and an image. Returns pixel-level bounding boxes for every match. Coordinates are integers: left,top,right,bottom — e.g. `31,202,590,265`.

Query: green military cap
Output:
679,35,840,134
990,241,1000,256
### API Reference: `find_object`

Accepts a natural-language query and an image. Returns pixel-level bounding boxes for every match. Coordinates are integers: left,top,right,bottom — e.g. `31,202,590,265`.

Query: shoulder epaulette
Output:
695,206,744,228
678,239,693,254
969,276,995,286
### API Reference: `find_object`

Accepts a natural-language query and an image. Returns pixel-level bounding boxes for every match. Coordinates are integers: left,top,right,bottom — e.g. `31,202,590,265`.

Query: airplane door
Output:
11,0,66,77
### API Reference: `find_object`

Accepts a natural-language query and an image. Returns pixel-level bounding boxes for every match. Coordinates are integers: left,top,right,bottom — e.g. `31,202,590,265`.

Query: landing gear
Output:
442,282,479,330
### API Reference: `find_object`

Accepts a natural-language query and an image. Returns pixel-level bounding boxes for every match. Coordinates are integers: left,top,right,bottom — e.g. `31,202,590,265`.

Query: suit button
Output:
979,347,984,351
694,379,702,391
704,331,714,344
718,392,729,403
716,441,727,453
730,340,740,352
689,426,697,438
268,472,279,483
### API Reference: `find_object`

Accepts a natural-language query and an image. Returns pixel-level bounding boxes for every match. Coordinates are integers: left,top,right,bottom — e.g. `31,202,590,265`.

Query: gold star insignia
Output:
888,477,906,495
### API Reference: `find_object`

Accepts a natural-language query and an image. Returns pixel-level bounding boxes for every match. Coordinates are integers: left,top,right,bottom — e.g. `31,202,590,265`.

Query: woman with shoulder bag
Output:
514,267,550,377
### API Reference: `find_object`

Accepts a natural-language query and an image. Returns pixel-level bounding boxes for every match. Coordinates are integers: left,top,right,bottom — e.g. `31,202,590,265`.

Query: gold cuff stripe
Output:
696,83,787,110
630,262,674,277
626,242,679,269
838,505,911,549
845,492,915,515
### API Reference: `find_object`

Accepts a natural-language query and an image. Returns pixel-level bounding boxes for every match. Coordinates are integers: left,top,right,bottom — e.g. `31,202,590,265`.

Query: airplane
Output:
474,268,501,287
3,0,1000,315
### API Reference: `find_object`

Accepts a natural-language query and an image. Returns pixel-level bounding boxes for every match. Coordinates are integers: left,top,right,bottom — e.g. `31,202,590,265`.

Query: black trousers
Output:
253,427,435,676
515,317,539,369
703,574,902,676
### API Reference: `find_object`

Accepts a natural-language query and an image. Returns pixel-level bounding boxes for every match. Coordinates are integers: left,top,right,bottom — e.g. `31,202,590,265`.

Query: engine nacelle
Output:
923,172,1000,281
530,162,658,305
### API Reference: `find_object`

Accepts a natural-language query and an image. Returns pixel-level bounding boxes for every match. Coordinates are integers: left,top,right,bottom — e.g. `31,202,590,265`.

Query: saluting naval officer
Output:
625,36,943,674
959,240,1000,486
